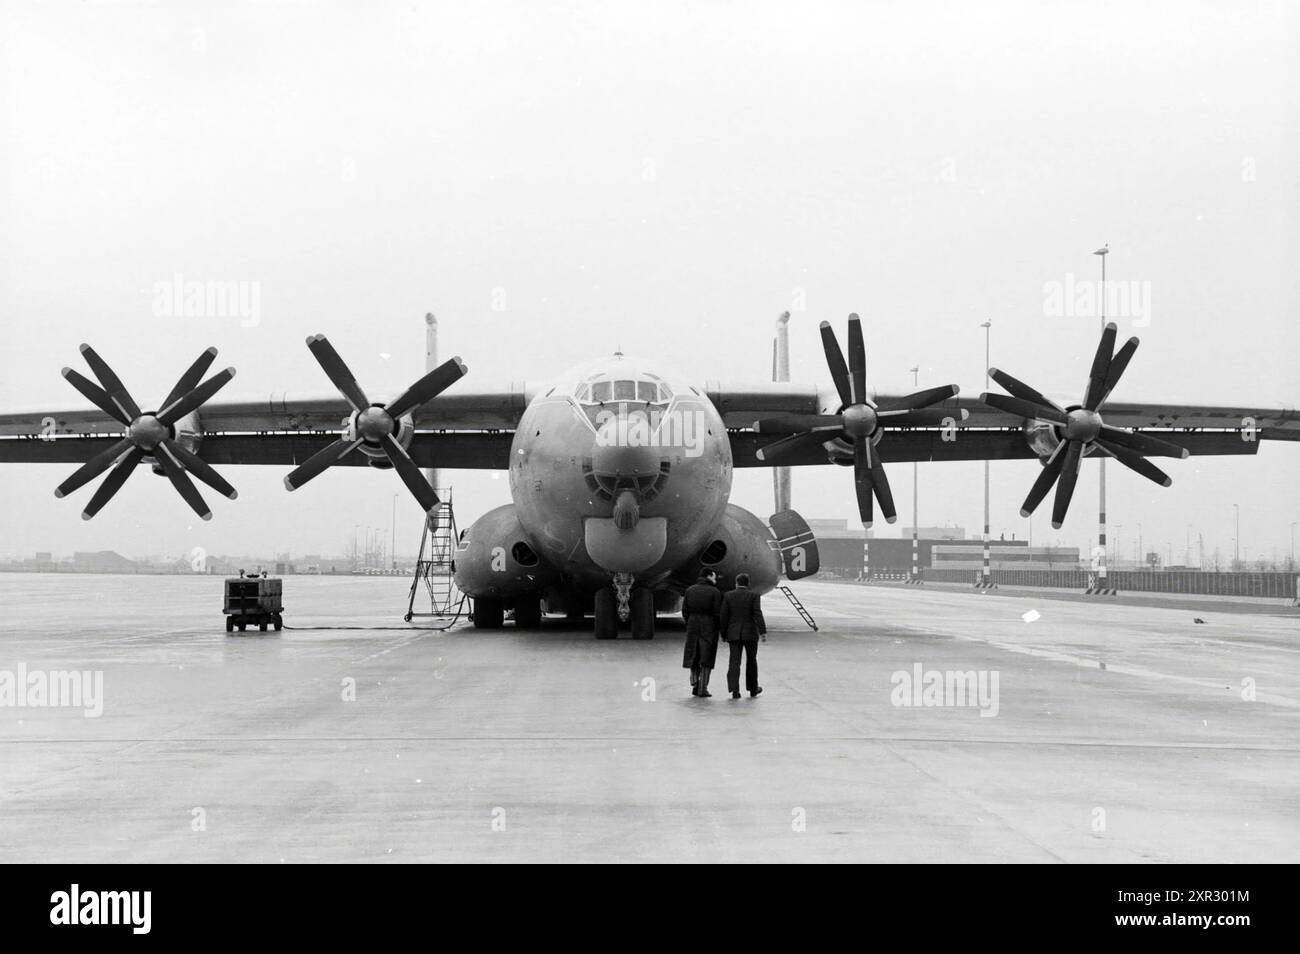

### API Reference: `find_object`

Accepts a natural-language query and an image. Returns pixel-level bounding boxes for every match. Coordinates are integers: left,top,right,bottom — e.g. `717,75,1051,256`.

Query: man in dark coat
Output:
720,572,766,699
681,570,722,697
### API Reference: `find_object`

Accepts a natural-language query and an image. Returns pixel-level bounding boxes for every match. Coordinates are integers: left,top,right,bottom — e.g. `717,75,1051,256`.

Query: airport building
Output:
808,519,1080,576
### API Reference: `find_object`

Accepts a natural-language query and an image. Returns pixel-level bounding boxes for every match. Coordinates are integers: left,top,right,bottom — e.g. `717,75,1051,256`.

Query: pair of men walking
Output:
681,571,766,699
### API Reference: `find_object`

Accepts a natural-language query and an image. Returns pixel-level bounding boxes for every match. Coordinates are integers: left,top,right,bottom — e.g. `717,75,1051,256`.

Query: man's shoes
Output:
750,687,763,698
699,689,712,698
731,691,741,699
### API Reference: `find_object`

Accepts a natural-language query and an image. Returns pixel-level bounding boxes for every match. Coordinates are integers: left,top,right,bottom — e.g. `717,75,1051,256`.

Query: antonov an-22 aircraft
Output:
0,315,1295,638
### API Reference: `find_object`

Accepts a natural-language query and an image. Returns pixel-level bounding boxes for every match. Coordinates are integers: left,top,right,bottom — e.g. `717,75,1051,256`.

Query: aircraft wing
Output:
0,387,528,469
719,386,1297,467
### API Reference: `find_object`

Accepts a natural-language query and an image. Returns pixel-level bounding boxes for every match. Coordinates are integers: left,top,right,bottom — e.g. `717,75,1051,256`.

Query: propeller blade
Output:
1097,336,1139,408
1050,440,1084,529
79,344,141,420
1094,438,1172,487
981,392,1069,425
818,322,853,409
157,368,237,425
988,368,1062,412
284,438,363,491
55,437,135,498
61,367,132,425
160,347,218,413
380,433,441,512
847,313,866,405
852,440,874,529
754,429,832,464
876,384,960,412
81,447,144,519
1083,322,1118,410
307,335,370,412
752,414,844,435
1098,426,1189,459
875,408,969,426
386,357,469,419
869,456,897,523
154,443,212,521
1020,441,1068,517
162,440,238,500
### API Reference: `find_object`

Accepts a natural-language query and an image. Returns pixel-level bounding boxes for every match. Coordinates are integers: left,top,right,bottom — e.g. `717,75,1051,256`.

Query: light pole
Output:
1093,244,1109,589
1113,524,1123,568
980,320,992,586
911,365,920,582
1290,521,1296,568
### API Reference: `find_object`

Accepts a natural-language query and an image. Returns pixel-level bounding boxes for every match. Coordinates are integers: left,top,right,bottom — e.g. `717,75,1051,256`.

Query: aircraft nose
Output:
591,416,661,483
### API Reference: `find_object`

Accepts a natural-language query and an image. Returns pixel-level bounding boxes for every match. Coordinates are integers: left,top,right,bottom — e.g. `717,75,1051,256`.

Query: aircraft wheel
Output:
630,588,655,640
474,598,504,630
593,588,618,639
514,598,542,629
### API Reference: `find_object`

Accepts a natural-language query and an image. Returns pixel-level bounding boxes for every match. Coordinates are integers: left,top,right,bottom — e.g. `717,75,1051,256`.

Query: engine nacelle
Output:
686,503,782,593
1023,419,1060,459
149,410,203,476
349,408,415,468
454,503,560,599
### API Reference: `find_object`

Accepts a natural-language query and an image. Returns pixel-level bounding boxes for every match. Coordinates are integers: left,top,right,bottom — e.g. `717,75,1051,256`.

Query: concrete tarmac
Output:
1,573,1297,863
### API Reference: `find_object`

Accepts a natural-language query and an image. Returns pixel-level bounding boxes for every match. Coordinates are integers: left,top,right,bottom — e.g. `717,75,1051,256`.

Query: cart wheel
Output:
259,619,268,632
238,621,246,632
225,616,234,633
273,613,283,631
403,612,413,623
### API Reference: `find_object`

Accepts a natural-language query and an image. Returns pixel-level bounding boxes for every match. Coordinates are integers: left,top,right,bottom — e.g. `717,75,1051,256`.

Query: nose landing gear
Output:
594,575,656,639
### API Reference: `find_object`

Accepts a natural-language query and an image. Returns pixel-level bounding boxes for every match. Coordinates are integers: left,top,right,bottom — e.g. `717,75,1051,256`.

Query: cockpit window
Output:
574,372,673,407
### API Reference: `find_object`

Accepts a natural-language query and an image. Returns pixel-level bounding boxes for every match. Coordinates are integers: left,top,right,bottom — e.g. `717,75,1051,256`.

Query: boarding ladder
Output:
404,488,468,621
778,585,818,631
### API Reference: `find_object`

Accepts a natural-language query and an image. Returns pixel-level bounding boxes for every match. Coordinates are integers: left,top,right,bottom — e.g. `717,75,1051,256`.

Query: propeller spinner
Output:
283,335,467,514
56,344,238,520
753,314,965,529
981,321,1188,529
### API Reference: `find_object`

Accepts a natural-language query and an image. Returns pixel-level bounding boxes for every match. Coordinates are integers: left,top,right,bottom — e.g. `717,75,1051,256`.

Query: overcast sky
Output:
1,0,1295,565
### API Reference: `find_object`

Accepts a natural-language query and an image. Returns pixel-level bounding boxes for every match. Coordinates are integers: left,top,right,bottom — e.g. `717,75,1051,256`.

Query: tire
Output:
259,619,268,632
514,598,542,629
630,588,655,640
238,621,246,633
473,598,504,630
593,588,618,639
273,614,283,631
225,616,234,633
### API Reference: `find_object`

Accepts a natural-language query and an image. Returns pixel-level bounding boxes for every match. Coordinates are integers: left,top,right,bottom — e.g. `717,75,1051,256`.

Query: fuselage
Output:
508,354,733,588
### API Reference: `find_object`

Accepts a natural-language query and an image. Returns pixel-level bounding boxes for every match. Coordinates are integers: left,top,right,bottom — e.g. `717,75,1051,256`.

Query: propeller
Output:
981,321,1188,529
284,335,467,513
753,314,966,529
55,344,238,520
